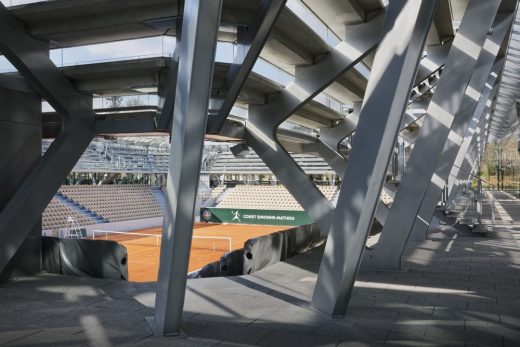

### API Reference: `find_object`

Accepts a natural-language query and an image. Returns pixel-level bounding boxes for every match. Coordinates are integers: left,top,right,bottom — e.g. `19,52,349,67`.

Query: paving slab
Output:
1,192,520,345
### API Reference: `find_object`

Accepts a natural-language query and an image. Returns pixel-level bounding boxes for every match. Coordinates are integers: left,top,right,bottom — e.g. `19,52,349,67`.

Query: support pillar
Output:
407,12,511,240
0,4,95,275
448,108,494,206
0,77,41,282
448,105,495,200
311,0,437,317
151,0,221,336
410,67,502,240
362,0,503,271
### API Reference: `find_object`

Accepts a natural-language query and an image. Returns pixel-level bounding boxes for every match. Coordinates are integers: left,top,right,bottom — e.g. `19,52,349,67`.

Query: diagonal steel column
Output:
448,104,496,206
448,96,497,198
317,41,451,166
155,13,182,132
361,0,504,271
245,13,384,234
311,0,438,317
150,0,222,336
208,0,287,133
406,14,512,240
410,14,513,240
410,61,504,240
451,112,495,207
315,59,447,226
0,4,94,274
316,42,451,178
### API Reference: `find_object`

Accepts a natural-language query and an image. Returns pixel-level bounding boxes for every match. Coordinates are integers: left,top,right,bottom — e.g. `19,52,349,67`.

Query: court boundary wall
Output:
189,223,324,278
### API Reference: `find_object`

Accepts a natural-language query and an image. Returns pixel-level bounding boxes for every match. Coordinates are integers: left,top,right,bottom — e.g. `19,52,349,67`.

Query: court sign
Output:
200,207,312,226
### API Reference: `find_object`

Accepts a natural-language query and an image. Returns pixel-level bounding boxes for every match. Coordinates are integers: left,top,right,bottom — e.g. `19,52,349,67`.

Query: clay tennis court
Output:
93,222,286,282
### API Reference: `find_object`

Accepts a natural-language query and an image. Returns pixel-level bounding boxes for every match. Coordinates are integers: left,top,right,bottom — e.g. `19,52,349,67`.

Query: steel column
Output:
412,73,500,238
155,15,182,132
151,0,222,336
311,0,438,317
0,78,41,281
448,100,496,198
0,4,94,275
407,14,511,240
362,0,503,271
449,105,495,206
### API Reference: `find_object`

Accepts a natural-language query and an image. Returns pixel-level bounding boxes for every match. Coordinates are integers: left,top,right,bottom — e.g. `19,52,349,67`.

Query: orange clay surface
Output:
93,223,286,282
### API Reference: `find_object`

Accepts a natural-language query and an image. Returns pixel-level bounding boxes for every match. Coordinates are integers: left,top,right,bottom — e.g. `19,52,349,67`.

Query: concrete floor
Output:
1,191,520,346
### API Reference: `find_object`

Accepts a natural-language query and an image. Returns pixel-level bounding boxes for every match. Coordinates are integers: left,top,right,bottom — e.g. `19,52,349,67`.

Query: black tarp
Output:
42,237,128,280
243,224,324,274
42,236,61,274
219,249,244,276
187,260,220,279
189,223,324,278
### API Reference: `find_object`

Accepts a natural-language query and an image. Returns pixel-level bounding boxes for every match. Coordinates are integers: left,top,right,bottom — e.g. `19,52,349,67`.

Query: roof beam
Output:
208,0,287,133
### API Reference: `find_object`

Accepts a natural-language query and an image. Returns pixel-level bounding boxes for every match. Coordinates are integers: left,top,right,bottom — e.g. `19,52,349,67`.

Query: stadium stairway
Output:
216,187,234,205
55,192,108,224
151,187,166,211
330,189,340,207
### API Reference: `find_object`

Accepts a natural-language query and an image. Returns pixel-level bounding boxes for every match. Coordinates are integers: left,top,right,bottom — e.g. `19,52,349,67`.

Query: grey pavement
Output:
1,191,520,346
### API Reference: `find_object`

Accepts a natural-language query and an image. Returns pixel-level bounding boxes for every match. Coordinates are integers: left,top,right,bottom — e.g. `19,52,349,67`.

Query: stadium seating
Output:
209,185,226,199
42,138,171,173
204,151,335,175
318,185,337,201
42,199,95,231
59,184,163,223
214,184,390,211
216,185,337,210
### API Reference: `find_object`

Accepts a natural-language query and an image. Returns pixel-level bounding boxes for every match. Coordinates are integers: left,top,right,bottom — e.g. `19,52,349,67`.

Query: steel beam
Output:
319,102,361,162
245,13,384,235
0,4,94,275
311,0,438,317
208,0,287,133
151,0,222,336
312,141,348,176
362,0,504,271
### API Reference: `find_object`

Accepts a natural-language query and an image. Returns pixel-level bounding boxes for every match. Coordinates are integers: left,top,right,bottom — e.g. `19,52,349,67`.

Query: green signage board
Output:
200,207,312,226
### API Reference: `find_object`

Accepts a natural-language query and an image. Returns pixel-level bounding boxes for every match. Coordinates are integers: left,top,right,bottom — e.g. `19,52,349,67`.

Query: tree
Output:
105,96,123,108
125,97,145,107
